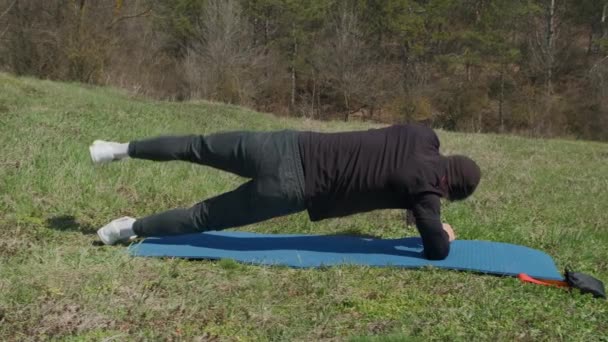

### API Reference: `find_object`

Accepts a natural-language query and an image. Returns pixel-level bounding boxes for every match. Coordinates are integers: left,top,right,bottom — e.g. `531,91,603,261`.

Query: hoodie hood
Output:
446,155,481,201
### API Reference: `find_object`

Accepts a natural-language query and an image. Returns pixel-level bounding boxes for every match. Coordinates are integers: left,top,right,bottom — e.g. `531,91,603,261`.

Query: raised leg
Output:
127,132,274,178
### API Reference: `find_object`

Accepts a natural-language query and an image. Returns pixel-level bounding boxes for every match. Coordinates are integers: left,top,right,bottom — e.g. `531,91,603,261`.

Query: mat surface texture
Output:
129,231,563,280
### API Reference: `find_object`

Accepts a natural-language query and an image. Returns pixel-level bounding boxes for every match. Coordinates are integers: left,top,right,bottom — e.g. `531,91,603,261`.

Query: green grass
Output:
1,72,607,341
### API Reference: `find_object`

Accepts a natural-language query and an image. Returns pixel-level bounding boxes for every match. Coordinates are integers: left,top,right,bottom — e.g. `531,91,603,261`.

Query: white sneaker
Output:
89,140,127,163
97,217,137,245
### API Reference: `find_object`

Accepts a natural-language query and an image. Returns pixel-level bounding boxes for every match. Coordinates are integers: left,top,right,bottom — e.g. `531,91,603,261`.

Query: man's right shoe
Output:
97,216,137,245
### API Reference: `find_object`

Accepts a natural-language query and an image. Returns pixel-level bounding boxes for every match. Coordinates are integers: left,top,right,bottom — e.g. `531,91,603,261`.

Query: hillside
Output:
0,73,607,340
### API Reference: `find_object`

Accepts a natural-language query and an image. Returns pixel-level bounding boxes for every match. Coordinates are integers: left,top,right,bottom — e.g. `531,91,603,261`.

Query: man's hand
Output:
442,223,456,242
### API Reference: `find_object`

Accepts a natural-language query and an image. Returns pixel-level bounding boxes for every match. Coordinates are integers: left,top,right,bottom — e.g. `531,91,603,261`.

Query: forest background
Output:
2,0,607,141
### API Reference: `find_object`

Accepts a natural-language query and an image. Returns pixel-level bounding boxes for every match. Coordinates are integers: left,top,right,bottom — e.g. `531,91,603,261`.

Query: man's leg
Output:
98,179,305,244
91,132,271,178
137,179,304,236
95,130,306,244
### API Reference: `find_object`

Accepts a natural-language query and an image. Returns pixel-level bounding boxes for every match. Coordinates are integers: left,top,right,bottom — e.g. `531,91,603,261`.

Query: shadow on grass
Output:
136,233,425,258
328,228,383,240
46,215,97,235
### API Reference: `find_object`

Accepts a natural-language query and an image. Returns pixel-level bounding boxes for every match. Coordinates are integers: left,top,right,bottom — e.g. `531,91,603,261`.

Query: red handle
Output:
518,273,569,288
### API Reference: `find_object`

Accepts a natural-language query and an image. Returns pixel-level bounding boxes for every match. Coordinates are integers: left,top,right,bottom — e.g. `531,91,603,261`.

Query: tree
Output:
566,0,608,55
151,0,206,58
281,0,330,113
604,2,608,42
318,2,375,121
527,0,562,96
478,0,531,132
0,0,16,39
185,0,266,104
240,0,330,114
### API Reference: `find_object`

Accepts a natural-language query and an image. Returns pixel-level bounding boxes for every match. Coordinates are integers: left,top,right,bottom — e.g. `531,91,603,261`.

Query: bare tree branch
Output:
0,0,16,19
0,0,16,41
184,0,266,103
316,3,378,121
106,8,152,29
591,55,608,72
602,2,608,39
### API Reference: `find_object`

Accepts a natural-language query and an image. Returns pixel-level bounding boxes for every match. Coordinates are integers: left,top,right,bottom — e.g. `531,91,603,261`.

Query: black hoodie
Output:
298,124,476,260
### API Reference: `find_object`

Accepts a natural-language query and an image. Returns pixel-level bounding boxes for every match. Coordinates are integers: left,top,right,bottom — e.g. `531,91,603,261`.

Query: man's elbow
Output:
424,244,450,260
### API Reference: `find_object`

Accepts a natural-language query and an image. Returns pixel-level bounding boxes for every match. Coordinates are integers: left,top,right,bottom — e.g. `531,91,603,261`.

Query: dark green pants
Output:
128,131,306,237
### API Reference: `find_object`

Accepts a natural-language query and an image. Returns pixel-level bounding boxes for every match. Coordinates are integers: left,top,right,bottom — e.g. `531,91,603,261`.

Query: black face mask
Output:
446,155,481,201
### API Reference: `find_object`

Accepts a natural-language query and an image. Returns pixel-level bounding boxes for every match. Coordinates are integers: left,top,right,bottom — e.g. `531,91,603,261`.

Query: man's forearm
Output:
421,229,450,260
416,218,451,260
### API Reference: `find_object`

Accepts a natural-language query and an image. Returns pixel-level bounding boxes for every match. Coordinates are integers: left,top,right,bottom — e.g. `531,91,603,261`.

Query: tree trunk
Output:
546,0,555,96
499,66,505,133
290,28,297,113
264,17,269,45
316,83,322,119
475,0,485,23
602,2,607,39
262,17,269,79
252,17,258,46
343,91,349,122
290,64,296,111
587,28,593,56
311,71,316,119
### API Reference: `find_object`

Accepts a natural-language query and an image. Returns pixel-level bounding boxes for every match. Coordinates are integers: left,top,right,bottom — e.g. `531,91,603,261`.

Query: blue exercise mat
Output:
129,231,563,280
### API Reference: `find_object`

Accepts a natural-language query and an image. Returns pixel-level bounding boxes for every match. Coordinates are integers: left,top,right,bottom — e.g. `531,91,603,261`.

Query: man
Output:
90,124,481,260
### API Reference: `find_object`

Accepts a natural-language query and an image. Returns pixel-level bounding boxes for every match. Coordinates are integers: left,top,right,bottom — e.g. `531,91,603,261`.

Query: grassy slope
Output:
0,73,607,341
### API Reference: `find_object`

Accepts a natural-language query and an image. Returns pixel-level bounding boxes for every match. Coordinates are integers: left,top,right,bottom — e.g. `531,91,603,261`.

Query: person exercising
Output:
90,124,481,260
